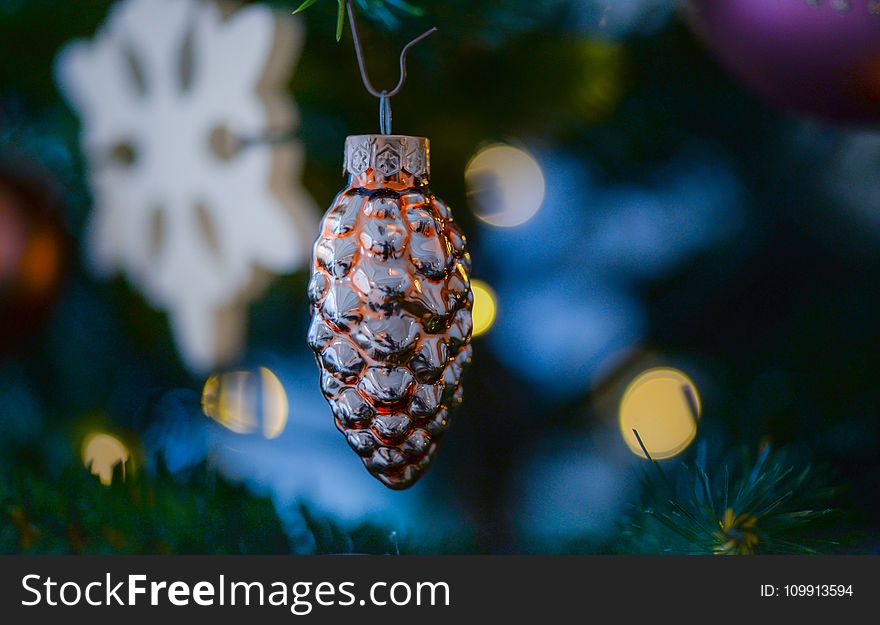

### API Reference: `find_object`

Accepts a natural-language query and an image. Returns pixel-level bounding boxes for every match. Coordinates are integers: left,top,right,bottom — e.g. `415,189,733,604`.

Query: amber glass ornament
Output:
308,135,473,489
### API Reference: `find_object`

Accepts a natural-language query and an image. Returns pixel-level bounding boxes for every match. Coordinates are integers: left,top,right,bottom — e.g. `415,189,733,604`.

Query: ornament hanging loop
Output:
345,0,436,134
378,91,392,134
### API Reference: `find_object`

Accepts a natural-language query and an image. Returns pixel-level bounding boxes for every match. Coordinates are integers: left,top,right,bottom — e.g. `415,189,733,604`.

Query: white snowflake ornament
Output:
56,0,317,372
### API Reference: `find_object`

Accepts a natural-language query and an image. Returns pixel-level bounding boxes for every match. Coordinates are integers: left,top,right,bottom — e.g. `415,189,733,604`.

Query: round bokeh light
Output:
619,367,701,460
465,144,546,228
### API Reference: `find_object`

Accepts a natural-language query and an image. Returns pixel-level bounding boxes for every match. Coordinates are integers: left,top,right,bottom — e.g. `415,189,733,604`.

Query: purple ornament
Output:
686,0,880,123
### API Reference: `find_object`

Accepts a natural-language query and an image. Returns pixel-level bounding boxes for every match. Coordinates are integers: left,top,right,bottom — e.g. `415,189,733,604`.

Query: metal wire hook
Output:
345,0,436,133
378,90,392,134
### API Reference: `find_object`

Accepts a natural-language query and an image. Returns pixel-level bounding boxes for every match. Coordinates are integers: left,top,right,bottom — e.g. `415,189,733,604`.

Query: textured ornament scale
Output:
309,135,473,489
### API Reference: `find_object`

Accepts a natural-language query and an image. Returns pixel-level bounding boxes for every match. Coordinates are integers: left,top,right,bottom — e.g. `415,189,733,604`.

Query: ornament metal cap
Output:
343,134,430,179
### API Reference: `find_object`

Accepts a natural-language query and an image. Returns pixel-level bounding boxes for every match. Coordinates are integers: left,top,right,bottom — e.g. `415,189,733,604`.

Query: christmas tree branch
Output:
293,0,423,40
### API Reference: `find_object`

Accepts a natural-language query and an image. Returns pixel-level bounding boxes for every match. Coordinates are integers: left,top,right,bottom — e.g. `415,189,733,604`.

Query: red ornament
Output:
0,168,66,353
685,0,880,123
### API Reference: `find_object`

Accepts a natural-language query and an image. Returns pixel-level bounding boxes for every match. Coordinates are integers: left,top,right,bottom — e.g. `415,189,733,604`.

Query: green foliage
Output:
0,455,291,554
298,504,402,554
293,0,423,40
622,443,842,555
292,0,321,16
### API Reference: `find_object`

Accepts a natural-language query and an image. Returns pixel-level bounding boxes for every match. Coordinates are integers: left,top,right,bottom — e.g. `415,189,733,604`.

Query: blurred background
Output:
1,0,879,554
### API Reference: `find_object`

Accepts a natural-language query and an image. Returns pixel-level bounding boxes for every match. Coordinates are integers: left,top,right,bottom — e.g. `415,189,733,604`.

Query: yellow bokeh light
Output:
201,367,288,439
619,367,701,460
471,280,497,337
572,39,626,123
465,144,546,228
81,433,130,486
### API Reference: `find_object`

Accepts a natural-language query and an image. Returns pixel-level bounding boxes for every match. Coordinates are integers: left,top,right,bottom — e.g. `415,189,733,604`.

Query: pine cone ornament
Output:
308,135,473,489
